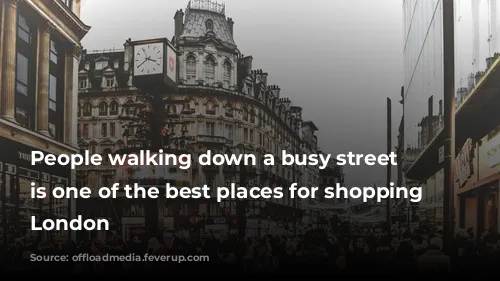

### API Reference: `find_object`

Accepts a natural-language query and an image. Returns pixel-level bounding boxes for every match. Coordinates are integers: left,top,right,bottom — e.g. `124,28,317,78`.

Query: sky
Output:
80,0,404,187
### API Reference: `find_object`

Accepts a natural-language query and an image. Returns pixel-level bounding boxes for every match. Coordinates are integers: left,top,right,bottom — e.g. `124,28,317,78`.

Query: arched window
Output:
186,55,196,84
109,100,119,115
124,100,134,115
223,60,231,88
204,56,216,82
206,19,214,30
83,102,92,117
187,99,196,113
224,103,233,118
98,101,108,116
205,100,215,115
242,107,248,121
249,109,256,123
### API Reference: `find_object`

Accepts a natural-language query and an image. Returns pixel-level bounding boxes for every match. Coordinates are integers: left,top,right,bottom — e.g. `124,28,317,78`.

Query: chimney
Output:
174,9,184,39
243,56,253,74
227,17,234,36
272,85,281,98
467,73,475,92
260,72,268,87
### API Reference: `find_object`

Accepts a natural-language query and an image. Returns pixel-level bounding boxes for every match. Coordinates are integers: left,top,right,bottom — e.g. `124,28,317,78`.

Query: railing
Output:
187,0,225,15
86,48,125,54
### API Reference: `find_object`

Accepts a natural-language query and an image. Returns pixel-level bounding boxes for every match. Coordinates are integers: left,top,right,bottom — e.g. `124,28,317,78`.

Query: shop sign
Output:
455,138,474,188
18,152,32,162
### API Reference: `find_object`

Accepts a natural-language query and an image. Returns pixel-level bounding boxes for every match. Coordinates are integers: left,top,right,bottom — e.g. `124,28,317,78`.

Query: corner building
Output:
76,0,321,239
0,0,90,242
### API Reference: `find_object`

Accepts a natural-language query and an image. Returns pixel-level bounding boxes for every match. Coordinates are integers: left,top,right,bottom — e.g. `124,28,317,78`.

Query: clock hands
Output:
136,46,160,71
137,58,148,68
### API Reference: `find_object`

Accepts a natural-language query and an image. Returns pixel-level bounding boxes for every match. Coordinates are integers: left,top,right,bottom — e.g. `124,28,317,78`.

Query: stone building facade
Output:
77,0,321,236
0,0,89,241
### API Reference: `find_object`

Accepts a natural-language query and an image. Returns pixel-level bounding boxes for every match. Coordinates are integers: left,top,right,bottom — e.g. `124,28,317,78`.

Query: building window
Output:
242,107,248,121
15,13,36,130
16,53,29,96
83,102,92,117
49,74,57,111
48,37,64,141
125,100,134,115
50,40,58,64
244,128,248,142
77,124,81,139
186,55,196,83
98,101,108,116
204,56,215,82
78,104,81,117
224,103,233,118
101,123,107,137
223,60,231,87
95,61,107,70
110,123,116,137
225,124,233,140
79,79,88,89
205,19,213,30
250,109,255,123
205,100,215,115
106,77,115,88
206,122,215,136
82,124,89,138
102,149,112,165
109,101,119,115
17,14,31,44
250,129,254,143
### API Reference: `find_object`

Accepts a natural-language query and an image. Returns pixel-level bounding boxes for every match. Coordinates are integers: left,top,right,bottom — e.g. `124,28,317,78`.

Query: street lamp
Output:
116,94,193,239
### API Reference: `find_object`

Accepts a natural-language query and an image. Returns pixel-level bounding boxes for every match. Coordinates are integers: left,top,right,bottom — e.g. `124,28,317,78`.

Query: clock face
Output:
133,42,164,76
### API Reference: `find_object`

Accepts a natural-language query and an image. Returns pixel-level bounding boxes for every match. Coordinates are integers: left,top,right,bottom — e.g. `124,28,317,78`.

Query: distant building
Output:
77,0,322,238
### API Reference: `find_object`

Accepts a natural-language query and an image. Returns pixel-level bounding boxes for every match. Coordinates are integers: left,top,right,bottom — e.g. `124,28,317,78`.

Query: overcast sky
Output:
80,0,404,187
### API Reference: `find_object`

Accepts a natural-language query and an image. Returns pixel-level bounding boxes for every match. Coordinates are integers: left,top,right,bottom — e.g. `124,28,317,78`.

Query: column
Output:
66,44,81,242
1,0,21,122
36,21,53,136
65,43,82,147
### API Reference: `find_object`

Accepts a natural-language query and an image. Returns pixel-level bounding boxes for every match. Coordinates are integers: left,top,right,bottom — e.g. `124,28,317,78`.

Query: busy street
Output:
1,225,499,273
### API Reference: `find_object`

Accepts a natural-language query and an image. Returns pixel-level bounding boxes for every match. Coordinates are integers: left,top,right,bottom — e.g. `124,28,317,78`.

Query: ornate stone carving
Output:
72,44,83,60
41,21,56,35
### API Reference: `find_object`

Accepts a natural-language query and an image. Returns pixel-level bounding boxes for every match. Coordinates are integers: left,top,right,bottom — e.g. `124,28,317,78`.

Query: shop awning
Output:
456,57,500,155
405,56,500,181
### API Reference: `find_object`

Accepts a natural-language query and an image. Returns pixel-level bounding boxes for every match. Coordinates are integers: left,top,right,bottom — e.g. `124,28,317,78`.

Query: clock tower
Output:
125,38,179,238
130,38,178,92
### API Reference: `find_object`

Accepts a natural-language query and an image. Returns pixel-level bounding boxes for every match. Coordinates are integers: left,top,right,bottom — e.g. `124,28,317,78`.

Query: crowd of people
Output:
1,227,499,274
